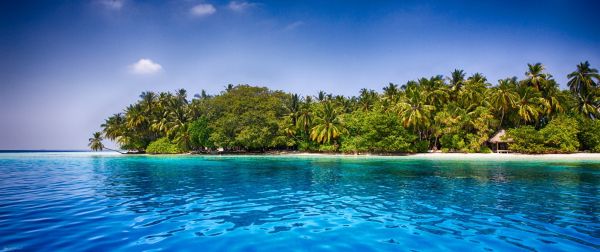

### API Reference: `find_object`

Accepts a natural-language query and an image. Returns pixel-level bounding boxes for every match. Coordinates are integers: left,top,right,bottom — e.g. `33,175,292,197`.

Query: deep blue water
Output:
0,153,598,251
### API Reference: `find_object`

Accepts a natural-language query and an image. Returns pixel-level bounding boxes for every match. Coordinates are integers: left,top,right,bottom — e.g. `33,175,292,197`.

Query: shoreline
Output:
177,151,600,161
5,151,600,161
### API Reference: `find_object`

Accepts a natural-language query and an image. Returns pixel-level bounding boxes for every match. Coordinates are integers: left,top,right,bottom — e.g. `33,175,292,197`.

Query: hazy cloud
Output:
228,1,255,12
190,3,217,17
97,0,125,10
129,59,163,75
284,21,304,31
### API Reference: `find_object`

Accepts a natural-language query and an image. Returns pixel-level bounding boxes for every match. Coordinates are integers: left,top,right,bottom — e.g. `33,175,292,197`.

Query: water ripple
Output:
0,154,598,251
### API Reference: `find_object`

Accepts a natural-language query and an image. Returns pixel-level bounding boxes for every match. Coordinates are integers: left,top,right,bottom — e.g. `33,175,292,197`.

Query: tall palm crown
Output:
310,102,346,144
467,73,487,85
447,69,466,102
316,90,327,102
514,87,541,124
397,85,434,130
524,63,549,91
382,83,400,105
567,61,600,97
285,94,301,125
102,113,125,141
88,132,105,151
489,78,518,127
449,69,466,89
358,88,378,112
537,80,564,118
577,92,600,119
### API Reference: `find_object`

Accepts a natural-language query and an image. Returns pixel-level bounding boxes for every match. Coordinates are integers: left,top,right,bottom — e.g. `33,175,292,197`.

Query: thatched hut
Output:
489,129,513,153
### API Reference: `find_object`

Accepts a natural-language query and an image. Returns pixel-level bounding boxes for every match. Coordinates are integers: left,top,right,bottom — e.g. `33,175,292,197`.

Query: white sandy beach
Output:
7,151,600,161
282,152,600,161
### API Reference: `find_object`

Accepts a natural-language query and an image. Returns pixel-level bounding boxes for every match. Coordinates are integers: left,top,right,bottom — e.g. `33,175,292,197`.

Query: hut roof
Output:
489,129,513,143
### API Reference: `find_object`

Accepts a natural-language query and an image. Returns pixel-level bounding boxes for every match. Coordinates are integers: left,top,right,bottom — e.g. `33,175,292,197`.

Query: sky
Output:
1,0,599,150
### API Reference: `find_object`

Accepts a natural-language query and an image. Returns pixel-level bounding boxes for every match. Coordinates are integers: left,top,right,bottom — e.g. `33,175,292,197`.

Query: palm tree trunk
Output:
103,147,125,154
499,109,505,129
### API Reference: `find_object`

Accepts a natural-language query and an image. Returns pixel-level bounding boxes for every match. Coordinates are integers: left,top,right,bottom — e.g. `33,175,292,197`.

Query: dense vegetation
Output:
89,62,600,154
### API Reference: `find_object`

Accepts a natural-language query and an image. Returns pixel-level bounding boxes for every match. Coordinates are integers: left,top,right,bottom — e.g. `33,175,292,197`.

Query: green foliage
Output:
540,116,580,153
208,85,288,151
95,62,600,154
188,117,213,150
507,126,546,154
579,118,600,152
317,144,338,152
414,141,430,153
297,141,319,152
508,116,580,153
146,137,184,154
480,146,493,153
88,132,104,151
434,106,496,152
310,101,346,144
440,134,466,152
341,110,416,153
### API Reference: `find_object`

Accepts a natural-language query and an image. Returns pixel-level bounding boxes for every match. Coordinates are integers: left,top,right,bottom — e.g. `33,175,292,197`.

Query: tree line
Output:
89,62,600,154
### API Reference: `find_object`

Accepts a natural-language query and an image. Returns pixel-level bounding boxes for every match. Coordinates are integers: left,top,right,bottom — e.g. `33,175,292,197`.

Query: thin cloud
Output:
284,21,304,31
190,3,216,17
129,59,163,75
228,1,255,12
97,0,125,10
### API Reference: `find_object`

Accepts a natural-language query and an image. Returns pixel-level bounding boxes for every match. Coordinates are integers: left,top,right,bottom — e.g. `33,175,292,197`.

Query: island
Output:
90,62,600,155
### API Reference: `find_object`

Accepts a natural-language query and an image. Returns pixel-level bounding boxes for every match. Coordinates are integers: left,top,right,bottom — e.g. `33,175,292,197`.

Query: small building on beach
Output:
489,129,513,153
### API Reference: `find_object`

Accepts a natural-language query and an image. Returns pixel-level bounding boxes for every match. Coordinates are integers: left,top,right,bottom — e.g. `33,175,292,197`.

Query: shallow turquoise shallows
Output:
0,152,598,251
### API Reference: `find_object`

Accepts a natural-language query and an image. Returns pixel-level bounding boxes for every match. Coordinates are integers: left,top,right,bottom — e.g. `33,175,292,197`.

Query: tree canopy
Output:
90,62,600,154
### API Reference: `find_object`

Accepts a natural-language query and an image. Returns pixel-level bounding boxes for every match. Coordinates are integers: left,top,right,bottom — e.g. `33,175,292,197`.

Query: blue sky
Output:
1,0,599,149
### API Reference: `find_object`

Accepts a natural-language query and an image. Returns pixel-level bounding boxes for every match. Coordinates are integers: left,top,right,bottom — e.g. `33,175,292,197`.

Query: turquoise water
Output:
0,153,598,251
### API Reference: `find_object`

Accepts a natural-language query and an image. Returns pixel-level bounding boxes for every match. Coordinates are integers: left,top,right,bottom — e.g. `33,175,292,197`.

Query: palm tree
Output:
282,94,301,138
139,91,157,114
297,98,313,138
447,69,466,102
514,87,541,125
467,73,487,85
125,104,146,128
89,132,123,153
382,83,400,105
538,79,565,120
524,63,548,91
358,88,378,112
88,132,105,151
175,88,188,104
316,90,327,102
449,69,466,91
102,113,125,141
576,92,600,119
489,78,518,127
310,102,346,144
287,94,300,125
567,61,600,97
396,86,434,137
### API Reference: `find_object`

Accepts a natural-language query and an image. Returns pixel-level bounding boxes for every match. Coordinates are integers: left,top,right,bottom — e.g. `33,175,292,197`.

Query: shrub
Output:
318,144,338,152
578,118,600,152
507,126,546,154
188,117,213,150
146,137,184,154
340,136,368,153
540,116,579,153
440,134,466,152
341,111,416,153
479,146,493,153
298,141,320,152
507,116,580,154
414,140,430,153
